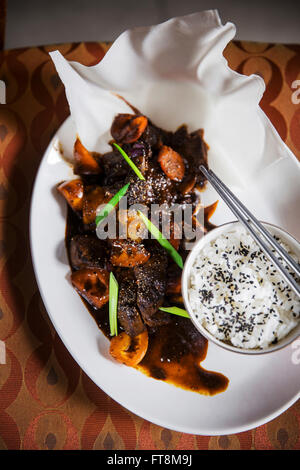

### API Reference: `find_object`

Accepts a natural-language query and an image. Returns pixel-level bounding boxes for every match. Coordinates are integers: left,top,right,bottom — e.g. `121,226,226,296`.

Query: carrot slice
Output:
157,145,185,181
71,268,109,309
110,240,150,267
111,114,148,143
57,179,84,212
74,138,101,175
109,330,148,366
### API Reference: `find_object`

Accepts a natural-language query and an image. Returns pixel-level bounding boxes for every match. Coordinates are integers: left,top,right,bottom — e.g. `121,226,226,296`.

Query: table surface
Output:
0,40,299,450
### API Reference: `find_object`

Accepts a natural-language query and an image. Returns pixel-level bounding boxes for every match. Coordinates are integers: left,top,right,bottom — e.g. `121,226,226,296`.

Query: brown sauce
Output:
137,318,228,395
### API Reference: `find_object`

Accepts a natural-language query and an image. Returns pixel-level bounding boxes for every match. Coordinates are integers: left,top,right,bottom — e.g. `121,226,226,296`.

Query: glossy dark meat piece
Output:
117,270,146,337
100,150,129,185
101,141,175,206
69,234,108,270
160,316,207,362
134,244,170,327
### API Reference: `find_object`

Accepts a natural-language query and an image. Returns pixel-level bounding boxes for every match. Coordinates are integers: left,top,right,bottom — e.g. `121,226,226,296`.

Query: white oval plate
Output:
30,116,300,436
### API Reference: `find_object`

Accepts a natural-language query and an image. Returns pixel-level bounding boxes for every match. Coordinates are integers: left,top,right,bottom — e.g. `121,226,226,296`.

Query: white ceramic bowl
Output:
182,221,300,355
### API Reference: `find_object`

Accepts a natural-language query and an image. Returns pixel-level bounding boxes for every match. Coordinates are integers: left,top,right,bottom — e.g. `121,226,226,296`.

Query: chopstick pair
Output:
200,165,300,299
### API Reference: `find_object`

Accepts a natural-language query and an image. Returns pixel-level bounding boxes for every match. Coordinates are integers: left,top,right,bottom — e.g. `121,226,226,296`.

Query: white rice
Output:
188,226,300,349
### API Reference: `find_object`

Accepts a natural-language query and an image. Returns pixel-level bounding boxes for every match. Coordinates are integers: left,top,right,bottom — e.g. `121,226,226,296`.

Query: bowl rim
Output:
181,220,300,355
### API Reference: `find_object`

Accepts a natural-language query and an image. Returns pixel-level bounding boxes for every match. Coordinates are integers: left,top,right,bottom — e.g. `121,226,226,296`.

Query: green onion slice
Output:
113,142,145,181
95,182,130,226
109,272,119,336
137,210,184,269
159,306,189,318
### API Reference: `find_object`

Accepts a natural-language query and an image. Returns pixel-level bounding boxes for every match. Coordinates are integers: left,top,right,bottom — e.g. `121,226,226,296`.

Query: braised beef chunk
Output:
126,165,177,206
100,150,129,185
110,239,150,267
117,271,146,337
69,234,108,270
127,140,152,160
134,244,170,327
